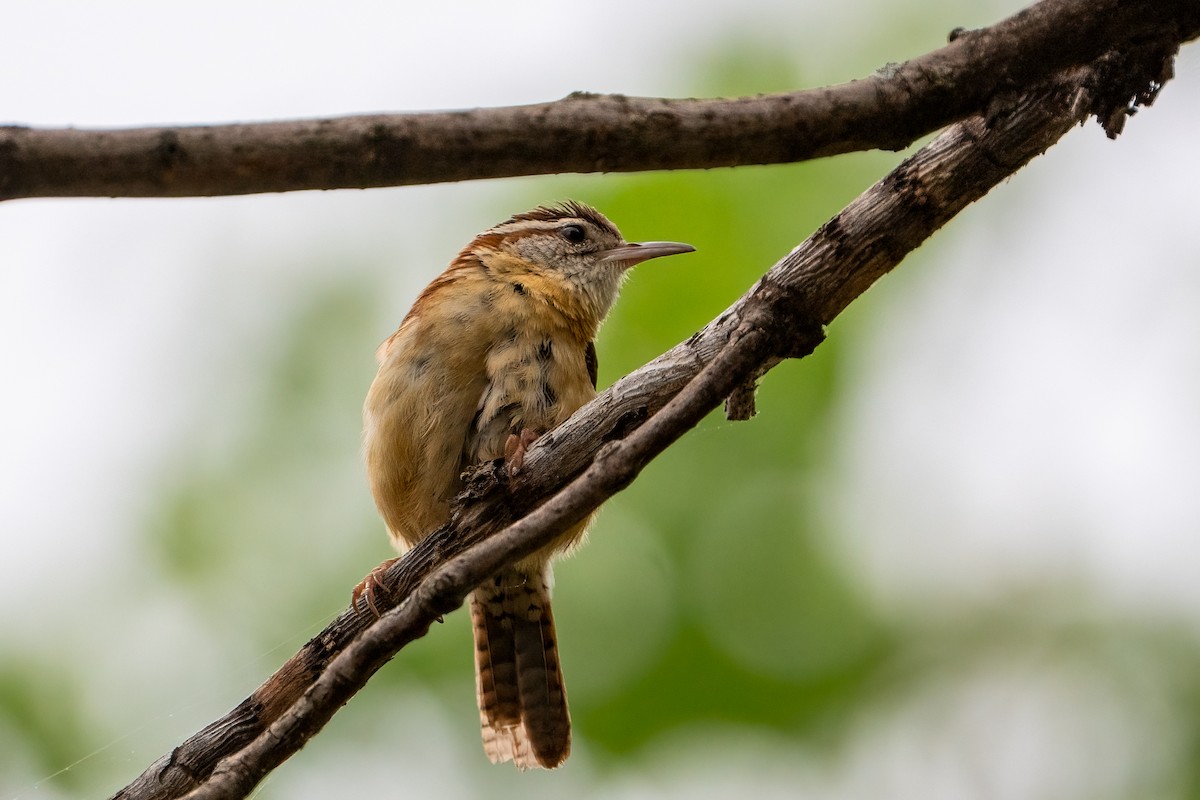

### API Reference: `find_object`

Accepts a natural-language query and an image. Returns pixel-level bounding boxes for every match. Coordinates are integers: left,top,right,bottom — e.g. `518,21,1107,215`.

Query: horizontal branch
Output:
5,0,1198,201
110,32,1188,799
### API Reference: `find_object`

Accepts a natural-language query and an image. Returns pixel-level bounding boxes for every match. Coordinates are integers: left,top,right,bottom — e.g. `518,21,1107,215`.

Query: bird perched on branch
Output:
357,201,693,768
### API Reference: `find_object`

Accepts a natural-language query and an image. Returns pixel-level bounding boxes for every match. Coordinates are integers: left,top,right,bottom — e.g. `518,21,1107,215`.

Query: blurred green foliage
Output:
130,43,909,784
0,661,91,794
10,31,1200,800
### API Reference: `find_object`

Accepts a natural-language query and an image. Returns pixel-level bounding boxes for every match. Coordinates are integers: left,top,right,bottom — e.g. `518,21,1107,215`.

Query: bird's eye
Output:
560,224,586,244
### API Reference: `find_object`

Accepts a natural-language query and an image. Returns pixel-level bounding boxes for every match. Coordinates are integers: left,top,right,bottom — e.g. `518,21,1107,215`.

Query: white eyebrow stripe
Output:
489,218,582,236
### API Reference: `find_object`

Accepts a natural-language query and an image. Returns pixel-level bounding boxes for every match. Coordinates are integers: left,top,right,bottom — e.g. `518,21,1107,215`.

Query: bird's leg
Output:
504,427,542,476
351,556,401,617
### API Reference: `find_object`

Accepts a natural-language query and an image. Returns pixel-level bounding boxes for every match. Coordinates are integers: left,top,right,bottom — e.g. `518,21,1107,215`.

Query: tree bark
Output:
2,0,1196,201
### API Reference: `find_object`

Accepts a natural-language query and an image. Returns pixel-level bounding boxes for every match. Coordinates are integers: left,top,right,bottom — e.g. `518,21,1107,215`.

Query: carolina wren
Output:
359,201,693,769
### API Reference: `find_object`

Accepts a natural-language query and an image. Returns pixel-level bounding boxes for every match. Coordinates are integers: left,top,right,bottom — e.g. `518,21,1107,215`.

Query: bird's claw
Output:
504,428,541,476
351,557,400,618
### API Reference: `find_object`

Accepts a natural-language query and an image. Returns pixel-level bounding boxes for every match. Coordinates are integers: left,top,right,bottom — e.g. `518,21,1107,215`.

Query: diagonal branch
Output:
4,0,1198,201
185,307,794,800
110,32,1185,800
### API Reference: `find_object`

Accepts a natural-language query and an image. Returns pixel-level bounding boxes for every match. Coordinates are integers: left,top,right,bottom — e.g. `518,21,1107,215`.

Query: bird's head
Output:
467,201,694,335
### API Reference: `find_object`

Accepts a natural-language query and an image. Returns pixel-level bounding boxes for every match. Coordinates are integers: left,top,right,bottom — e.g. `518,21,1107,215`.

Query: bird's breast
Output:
364,276,596,548
470,329,596,462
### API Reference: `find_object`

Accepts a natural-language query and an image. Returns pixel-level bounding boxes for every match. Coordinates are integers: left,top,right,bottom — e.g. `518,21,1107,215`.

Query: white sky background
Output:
2,1,1199,798
833,52,1200,621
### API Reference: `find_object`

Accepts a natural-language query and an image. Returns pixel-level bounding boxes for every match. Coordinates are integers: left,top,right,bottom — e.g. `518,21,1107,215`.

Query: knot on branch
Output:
742,276,827,362
603,405,650,442
458,459,507,501
725,367,773,421
449,459,514,517
1085,35,1179,138
723,284,826,420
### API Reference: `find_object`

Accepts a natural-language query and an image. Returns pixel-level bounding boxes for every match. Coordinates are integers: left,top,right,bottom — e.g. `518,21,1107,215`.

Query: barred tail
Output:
471,566,570,769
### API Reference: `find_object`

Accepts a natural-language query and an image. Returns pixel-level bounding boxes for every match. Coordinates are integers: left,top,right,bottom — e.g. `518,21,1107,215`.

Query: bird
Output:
356,201,694,769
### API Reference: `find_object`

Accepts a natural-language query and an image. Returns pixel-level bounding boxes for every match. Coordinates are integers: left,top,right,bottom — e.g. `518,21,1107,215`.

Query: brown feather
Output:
584,341,598,389
472,582,529,766
503,201,620,238
363,201,690,769
473,568,570,769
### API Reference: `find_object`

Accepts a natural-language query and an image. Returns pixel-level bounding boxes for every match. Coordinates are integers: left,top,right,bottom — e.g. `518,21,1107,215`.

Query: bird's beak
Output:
599,240,695,268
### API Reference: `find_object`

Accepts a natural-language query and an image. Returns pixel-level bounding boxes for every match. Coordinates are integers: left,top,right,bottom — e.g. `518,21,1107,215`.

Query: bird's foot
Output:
504,427,542,476
351,557,401,617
